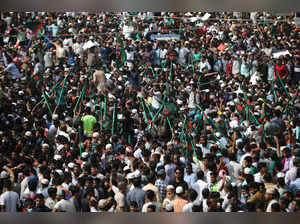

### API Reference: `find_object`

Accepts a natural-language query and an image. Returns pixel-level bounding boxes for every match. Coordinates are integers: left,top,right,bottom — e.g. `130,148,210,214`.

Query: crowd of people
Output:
0,12,299,212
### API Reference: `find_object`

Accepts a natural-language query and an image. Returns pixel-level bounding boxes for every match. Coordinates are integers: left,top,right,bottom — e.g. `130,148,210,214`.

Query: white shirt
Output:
192,179,208,201
182,202,194,212
0,191,20,212
285,167,297,185
152,91,162,110
254,172,264,183
142,202,161,212
228,161,242,182
232,59,241,75
54,199,76,212
239,153,251,166
199,61,211,72
188,91,196,109
178,47,190,64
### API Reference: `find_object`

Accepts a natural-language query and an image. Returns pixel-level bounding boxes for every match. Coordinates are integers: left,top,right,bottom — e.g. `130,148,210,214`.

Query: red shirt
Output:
226,61,232,76
274,64,289,79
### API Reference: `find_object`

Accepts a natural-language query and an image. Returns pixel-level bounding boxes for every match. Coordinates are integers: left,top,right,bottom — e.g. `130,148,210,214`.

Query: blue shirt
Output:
126,187,146,211
289,178,300,197
4,62,23,79
184,173,197,188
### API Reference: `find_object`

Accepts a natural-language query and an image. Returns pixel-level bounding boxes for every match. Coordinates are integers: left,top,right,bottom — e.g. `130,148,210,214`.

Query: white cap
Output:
277,172,285,178
41,178,49,185
0,171,9,179
57,144,64,151
123,166,130,172
68,162,75,169
179,157,186,164
105,144,112,150
176,99,183,105
54,154,62,161
52,114,59,120
81,152,89,159
55,169,64,176
127,173,135,180
167,141,173,146
216,132,221,138
42,143,49,148
25,131,32,137
176,186,184,194
92,132,99,138
133,170,141,178
166,185,175,190
131,109,138,114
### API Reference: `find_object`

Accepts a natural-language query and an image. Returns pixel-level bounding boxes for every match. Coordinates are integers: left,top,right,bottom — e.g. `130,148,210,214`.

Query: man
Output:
53,189,76,212
32,194,51,212
141,190,161,212
254,162,268,184
126,177,146,212
184,163,197,188
171,186,188,212
45,187,57,210
289,168,300,197
113,181,127,212
142,173,161,202
182,189,198,212
168,167,189,196
265,188,279,212
225,193,244,212
227,153,243,185
37,178,49,198
192,170,209,201
285,158,300,185
155,168,168,202
93,67,107,93
81,107,97,137
0,179,20,212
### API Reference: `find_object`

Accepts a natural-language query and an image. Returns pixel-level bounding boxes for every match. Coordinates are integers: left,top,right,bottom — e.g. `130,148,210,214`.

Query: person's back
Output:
126,178,146,211
81,108,97,137
0,180,20,212
55,198,76,212
172,186,188,212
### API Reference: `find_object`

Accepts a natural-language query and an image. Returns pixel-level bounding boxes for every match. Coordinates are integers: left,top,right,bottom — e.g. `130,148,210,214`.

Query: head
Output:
166,185,175,200
35,194,45,208
174,167,184,180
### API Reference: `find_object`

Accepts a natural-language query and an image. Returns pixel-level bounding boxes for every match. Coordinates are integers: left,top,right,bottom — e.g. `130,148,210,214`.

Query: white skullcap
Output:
123,166,130,172
25,131,32,137
176,186,184,194
105,144,112,150
42,143,49,148
57,144,64,151
277,172,285,178
81,152,89,159
54,154,62,161
68,162,75,169
127,173,135,180
41,178,49,185
92,132,99,138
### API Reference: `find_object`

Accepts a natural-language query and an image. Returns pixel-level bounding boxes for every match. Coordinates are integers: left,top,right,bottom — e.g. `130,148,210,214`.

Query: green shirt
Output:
193,53,201,60
81,115,97,137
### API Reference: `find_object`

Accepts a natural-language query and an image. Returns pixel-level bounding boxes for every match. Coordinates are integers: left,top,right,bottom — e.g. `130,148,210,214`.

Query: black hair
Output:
188,188,198,202
146,190,155,201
